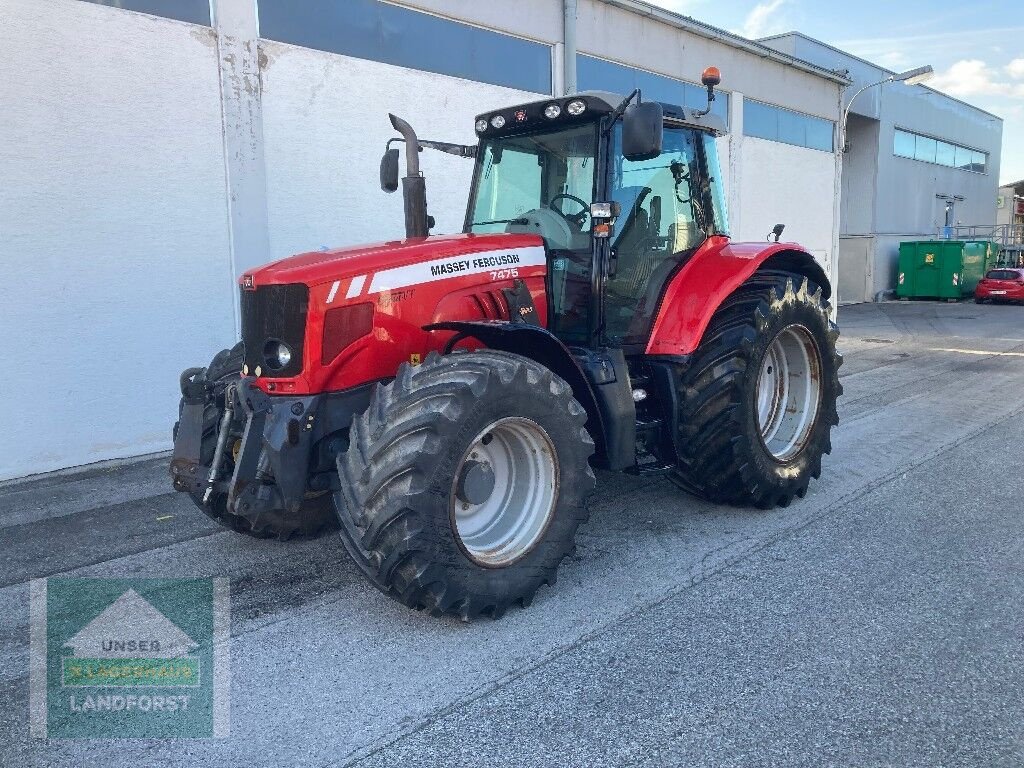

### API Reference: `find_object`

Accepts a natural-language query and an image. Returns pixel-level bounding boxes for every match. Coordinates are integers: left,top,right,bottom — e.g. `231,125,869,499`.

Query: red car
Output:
975,268,1024,304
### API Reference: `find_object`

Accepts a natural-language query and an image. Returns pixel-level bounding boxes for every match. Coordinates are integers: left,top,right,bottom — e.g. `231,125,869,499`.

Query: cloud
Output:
874,51,911,71
1007,58,1024,79
736,0,787,40
929,59,1024,99
837,27,1024,68
839,27,1024,49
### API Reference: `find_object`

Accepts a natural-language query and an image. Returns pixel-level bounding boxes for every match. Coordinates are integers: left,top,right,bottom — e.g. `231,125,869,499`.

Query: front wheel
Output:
334,350,595,620
670,271,842,507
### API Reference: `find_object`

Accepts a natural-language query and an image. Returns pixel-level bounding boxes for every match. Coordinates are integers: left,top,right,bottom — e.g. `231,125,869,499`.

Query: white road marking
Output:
928,347,1024,357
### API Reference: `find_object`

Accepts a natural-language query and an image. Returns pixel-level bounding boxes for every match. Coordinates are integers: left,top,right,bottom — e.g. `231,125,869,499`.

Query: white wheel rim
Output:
755,325,823,462
450,417,559,567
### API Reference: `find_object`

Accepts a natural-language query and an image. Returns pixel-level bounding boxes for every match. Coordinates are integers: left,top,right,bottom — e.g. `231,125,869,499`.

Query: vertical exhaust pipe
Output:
389,113,430,238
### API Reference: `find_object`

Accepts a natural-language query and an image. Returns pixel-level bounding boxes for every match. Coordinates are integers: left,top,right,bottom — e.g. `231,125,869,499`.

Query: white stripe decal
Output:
325,280,340,304
367,246,546,294
346,274,366,299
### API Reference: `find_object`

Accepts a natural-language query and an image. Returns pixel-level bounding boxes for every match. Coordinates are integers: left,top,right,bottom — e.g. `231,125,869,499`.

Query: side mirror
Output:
771,223,785,242
380,148,399,193
622,101,663,161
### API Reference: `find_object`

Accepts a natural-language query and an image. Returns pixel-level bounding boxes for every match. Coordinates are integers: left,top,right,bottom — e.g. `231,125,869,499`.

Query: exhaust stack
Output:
389,113,431,239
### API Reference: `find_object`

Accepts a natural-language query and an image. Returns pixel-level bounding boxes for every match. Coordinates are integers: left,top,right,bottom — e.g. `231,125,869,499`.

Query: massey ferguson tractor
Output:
171,68,841,620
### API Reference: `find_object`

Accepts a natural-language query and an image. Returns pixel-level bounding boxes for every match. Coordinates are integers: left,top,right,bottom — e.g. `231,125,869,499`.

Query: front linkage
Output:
169,351,366,539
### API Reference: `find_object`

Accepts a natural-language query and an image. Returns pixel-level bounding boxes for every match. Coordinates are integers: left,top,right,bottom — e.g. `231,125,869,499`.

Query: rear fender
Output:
646,237,831,356
425,321,634,470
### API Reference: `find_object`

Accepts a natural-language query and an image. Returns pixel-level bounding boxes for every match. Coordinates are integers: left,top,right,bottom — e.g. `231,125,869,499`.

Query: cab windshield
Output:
466,123,598,248
466,123,598,342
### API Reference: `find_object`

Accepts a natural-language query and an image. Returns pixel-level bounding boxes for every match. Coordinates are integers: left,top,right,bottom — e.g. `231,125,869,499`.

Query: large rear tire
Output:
334,350,595,620
174,343,337,540
670,271,842,507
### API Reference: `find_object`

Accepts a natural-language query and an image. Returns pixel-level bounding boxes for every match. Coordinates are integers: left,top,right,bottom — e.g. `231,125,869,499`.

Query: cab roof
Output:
474,90,728,140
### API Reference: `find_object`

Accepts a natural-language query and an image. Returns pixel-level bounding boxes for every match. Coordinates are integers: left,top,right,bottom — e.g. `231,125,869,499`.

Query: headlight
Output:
263,339,292,371
566,99,586,116
543,103,561,119
475,118,488,133
490,114,506,129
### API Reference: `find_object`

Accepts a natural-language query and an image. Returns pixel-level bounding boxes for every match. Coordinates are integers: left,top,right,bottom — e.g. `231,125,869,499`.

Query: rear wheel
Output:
174,343,337,540
670,271,842,507
334,350,595,619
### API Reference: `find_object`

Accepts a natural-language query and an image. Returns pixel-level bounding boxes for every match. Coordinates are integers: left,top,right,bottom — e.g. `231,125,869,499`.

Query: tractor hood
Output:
242,233,545,289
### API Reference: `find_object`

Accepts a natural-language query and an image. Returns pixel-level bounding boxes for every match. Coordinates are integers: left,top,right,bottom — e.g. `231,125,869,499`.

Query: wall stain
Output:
188,26,217,49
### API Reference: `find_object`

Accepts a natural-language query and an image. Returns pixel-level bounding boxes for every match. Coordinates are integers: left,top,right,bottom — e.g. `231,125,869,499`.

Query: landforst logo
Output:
30,577,229,738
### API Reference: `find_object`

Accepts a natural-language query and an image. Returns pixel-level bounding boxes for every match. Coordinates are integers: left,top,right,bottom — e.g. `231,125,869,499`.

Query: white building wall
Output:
577,0,840,122
0,0,235,480
259,41,547,257
737,137,838,274
0,0,843,480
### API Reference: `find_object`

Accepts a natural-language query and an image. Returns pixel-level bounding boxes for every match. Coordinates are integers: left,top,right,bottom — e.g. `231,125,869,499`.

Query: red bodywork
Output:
243,232,816,395
245,233,547,395
646,236,813,356
975,269,1024,301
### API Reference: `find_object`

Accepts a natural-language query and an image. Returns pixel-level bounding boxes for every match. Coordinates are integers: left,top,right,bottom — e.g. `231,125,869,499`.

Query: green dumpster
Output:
896,240,996,300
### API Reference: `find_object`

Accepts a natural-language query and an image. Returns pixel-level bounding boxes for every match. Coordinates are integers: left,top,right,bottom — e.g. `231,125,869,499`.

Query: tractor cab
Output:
465,84,729,349
381,68,730,351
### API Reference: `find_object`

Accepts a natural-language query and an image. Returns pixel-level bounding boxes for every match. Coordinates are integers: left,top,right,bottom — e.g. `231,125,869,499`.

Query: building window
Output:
893,128,987,173
577,55,729,124
743,99,833,152
258,0,552,94
75,0,211,25
893,130,915,158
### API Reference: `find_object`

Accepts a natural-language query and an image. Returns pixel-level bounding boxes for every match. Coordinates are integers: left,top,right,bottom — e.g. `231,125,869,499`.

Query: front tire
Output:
670,271,842,507
334,350,595,620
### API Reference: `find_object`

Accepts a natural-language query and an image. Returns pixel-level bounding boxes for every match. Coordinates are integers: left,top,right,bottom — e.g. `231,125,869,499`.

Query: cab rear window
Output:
985,270,1021,280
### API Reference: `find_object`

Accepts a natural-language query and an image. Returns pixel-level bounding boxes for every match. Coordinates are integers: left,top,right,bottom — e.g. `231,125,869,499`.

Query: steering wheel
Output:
549,194,590,229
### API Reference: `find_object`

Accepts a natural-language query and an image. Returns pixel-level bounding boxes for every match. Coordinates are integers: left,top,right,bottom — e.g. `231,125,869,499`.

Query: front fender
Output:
425,320,633,470
646,237,830,356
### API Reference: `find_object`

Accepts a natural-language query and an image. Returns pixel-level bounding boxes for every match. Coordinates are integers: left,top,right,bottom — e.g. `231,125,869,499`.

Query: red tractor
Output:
171,69,841,619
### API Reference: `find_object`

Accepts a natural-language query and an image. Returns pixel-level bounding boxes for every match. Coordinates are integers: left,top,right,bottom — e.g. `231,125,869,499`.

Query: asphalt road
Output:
1,300,1023,766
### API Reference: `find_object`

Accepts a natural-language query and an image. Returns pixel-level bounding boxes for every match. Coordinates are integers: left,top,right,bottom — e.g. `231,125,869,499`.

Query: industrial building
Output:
997,180,1024,233
0,0,998,480
2,0,851,480
761,33,1004,304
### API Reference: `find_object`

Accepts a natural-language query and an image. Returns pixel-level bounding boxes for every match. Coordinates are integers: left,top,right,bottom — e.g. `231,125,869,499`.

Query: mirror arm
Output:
417,140,477,159
604,88,641,134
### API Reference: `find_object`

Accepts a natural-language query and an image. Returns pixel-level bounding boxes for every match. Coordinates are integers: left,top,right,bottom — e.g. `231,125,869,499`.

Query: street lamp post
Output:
833,65,933,304
839,65,934,152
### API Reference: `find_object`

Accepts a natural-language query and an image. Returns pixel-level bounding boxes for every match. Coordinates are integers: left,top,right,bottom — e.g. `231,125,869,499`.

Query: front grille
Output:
240,284,308,378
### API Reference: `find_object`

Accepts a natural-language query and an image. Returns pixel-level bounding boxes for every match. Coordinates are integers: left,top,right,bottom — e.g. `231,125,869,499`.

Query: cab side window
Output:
605,127,705,344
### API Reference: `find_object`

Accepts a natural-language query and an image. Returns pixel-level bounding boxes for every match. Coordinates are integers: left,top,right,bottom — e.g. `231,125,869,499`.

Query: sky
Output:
648,0,1024,186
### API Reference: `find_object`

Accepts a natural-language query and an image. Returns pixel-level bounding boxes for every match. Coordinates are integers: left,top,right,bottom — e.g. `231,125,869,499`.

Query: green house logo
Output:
62,589,201,689
30,578,229,739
